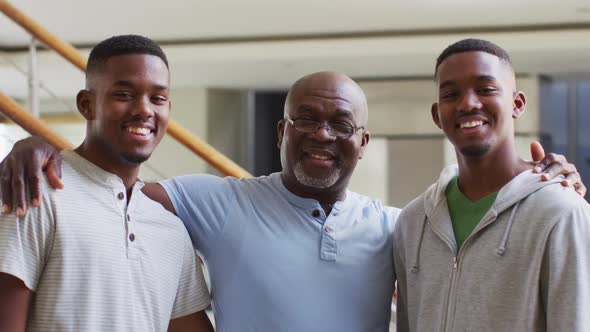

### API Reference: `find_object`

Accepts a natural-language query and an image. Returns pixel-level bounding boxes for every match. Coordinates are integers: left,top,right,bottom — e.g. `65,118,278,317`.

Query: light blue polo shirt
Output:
160,172,400,332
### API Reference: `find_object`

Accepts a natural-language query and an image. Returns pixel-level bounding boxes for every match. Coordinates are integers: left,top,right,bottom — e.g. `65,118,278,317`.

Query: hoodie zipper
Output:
440,213,497,332
442,255,459,331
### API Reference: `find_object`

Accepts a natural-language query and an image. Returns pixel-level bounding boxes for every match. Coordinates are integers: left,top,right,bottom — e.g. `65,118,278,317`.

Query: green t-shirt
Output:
445,176,498,249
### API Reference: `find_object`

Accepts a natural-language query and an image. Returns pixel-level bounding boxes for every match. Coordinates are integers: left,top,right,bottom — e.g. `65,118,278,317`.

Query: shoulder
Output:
346,191,402,226
161,173,273,196
525,183,589,217
393,192,428,242
519,183,590,238
398,192,427,224
35,158,78,204
162,173,234,190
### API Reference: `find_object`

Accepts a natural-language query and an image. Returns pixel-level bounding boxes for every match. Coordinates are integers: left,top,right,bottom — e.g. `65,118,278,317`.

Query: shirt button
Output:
312,209,321,217
117,192,124,200
325,226,332,233
126,214,130,222
129,233,135,242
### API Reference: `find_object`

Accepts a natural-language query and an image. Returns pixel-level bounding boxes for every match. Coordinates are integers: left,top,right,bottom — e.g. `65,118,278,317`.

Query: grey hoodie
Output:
393,165,590,332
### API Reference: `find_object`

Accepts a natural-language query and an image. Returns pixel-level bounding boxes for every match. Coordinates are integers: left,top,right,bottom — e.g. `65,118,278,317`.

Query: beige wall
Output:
205,89,245,176
348,138,389,203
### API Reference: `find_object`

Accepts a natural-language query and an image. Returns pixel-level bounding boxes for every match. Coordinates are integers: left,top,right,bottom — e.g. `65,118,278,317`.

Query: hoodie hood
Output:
413,164,564,263
424,164,563,219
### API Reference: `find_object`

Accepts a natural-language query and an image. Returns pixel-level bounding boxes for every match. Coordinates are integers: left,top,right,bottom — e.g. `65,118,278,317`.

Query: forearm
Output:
0,273,33,331
142,183,177,214
168,310,213,332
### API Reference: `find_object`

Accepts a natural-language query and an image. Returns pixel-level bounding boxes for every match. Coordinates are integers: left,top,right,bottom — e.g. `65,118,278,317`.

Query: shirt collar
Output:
269,172,354,211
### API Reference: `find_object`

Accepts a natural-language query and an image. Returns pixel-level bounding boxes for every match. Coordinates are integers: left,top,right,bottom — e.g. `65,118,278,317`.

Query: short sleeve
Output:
170,233,211,319
0,188,55,291
159,174,237,254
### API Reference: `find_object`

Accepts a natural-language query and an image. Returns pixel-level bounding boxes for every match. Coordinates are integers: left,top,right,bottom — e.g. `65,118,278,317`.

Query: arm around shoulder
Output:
142,183,176,214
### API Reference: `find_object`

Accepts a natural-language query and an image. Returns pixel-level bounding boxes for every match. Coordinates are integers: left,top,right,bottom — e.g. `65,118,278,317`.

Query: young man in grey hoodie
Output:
393,38,590,331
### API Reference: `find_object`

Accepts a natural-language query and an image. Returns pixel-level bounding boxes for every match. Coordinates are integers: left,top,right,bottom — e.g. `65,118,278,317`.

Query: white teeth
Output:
460,121,483,129
309,153,331,160
126,127,151,135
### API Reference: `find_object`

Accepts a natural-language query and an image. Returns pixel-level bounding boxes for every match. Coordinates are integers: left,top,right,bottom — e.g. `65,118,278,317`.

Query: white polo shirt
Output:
0,151,210,331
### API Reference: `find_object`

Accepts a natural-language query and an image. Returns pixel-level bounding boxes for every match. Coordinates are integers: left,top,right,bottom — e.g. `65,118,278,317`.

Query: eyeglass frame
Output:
283,115,365,138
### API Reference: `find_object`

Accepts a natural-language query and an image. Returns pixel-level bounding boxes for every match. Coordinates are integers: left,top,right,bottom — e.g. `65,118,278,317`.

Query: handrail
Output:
0,91,74,150
0,0,252,178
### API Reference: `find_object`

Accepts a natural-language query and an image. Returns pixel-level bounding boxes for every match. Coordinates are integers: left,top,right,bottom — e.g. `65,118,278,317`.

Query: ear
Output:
512,91,526,119
431,103,442,129
358,129,370,159
277,118,286,150
76,90,95,120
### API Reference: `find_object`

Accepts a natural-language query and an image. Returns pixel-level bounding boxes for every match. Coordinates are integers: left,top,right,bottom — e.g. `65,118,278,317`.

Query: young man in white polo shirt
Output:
0,35,212,331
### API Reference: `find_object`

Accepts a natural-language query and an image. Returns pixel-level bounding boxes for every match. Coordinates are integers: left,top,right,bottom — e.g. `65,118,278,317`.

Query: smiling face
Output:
432,51,526,160
277,72,369,198
77,53,170,169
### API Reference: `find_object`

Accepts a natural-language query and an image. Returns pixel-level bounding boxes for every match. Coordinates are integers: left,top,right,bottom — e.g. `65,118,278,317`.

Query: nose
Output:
458,90,482,112
132,95,155,118
310,124,336,142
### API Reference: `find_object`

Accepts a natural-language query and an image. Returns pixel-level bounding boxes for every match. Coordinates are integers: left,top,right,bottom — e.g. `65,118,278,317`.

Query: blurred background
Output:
1,0,589,206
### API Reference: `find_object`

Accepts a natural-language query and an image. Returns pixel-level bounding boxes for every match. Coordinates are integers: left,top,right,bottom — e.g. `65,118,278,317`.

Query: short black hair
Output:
86,35,168,76
434,38,513,78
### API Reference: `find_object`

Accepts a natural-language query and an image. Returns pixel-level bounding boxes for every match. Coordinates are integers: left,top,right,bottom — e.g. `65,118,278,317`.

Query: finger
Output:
27,154,43,207
10,156,27,217
575,182,587,198
45,153,64,190
530,141,545,162
1,165,12,214
560,172,580,188
537,153,566,174
540,161,574,181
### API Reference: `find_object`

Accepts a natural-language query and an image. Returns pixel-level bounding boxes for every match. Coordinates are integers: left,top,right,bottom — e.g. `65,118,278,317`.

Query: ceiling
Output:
2,0,590,47
1,0,590,97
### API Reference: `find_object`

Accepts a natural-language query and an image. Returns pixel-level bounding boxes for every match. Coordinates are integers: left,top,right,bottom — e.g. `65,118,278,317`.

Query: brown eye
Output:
113,92,133,100
479,87,497,94
331,122,355,135
441,91,458,99
152,95,168,104
293,118,319,132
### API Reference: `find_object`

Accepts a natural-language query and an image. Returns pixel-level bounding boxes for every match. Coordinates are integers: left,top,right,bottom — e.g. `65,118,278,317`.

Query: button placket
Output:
125,191,140,260
320,221,337,261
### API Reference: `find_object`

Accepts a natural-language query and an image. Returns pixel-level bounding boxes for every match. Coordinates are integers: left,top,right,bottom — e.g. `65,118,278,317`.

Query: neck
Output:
74,143,140,195
280,172,347,215
456,144,529,202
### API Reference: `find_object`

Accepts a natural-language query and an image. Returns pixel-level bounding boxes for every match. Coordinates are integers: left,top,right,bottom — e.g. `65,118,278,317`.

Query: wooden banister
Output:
0,91,74,150
0,0,86,72
0,0,252,178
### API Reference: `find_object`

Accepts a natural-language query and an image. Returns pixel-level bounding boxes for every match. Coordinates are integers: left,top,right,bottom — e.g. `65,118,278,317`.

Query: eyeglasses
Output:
284,115,364,138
